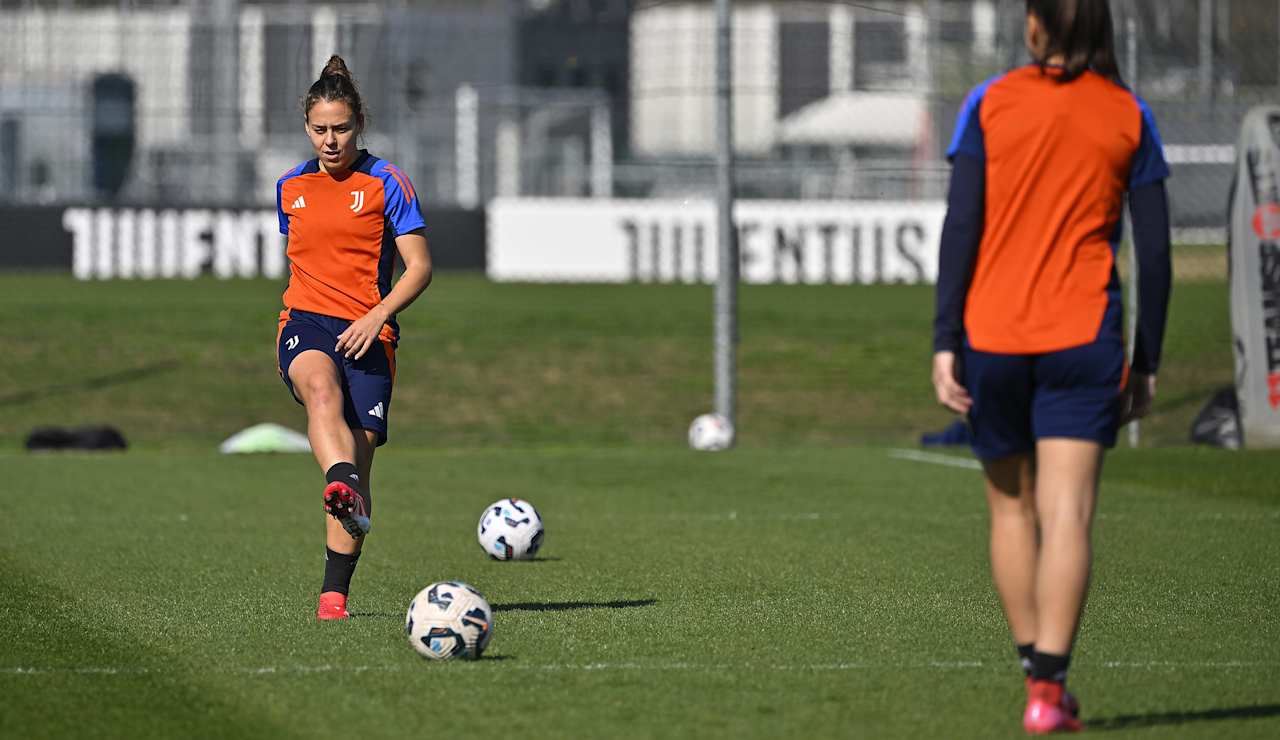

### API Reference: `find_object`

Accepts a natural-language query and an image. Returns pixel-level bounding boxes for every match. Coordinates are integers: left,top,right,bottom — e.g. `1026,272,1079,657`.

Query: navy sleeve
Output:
1128,181,1172,374
1130,97,1171,189
934,153,985,354
946,81,991,162
276,178,288,236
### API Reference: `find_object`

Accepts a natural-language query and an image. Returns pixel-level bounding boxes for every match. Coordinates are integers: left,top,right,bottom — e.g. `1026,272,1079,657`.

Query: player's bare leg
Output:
289,351,368,618
289,350,357,482
982,452,1039,648
354,428,377,500
1022,437,1100,733
1033,438,1102,655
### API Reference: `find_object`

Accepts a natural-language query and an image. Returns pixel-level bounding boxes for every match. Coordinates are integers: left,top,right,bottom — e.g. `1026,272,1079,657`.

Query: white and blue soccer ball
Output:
405,581,493,661
688,413,734,451
477,498,545,561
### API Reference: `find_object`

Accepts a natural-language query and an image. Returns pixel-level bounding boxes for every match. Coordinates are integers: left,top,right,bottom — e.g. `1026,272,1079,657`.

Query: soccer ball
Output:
477,498,545,560
688,413,734,451
404,581,493,661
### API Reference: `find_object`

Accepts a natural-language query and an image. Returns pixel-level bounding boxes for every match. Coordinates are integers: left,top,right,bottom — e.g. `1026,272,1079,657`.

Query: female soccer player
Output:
932,0,1171,732
275,56,432,620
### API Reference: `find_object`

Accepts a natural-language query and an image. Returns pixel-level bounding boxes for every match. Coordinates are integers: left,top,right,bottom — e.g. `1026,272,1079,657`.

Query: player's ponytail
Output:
304,54,366,131
1026,0,1123,85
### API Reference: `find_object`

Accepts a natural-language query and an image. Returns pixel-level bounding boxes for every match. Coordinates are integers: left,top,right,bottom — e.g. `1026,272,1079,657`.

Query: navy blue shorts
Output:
277,309,397,446
962,334,1125,461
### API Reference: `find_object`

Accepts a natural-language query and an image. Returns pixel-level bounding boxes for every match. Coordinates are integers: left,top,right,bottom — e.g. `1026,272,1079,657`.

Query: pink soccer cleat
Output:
1026,677,1080,718
323,480,371,539
316,591,350,620
1024,680,1084,734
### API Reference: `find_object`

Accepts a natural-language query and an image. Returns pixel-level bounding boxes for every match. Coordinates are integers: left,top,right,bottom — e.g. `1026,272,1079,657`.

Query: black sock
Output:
325,462,371,515
321,547,360,596
326,462,361,490
1017,643,1036,677
1031,651,1071,684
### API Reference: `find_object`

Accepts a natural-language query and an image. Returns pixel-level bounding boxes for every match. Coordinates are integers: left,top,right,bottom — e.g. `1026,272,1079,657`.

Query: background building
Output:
1,0,1278,240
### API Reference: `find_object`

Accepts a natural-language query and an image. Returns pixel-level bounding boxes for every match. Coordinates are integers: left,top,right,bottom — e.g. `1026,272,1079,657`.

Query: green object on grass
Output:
218,423,311,454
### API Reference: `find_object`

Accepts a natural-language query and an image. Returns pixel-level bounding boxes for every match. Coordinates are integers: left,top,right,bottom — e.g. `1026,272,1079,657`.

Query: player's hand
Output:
932,351,972,415
335,304,391,360
1119,372,1157,425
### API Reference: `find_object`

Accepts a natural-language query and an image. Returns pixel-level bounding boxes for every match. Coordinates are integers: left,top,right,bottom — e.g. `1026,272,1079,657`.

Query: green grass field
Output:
3,274,1278,738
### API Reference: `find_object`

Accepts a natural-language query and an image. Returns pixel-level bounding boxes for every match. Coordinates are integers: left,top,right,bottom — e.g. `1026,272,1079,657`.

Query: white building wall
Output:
0,8,191,147
631,2,778,156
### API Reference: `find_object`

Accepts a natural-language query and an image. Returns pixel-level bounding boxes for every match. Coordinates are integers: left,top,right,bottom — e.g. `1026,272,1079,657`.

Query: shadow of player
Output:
492,599,657,613
348,599,656,620
1087,703,1280,732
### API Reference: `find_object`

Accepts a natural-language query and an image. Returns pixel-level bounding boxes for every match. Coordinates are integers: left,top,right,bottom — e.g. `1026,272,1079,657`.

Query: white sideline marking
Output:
4,660,1273,677
888,448,982,471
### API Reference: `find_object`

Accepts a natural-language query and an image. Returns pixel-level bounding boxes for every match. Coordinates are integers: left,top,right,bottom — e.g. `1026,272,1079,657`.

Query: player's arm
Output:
336,229,432,360
382,229,433,315
932,153,985,414
1119,102,1173,423
1120,181,1172,423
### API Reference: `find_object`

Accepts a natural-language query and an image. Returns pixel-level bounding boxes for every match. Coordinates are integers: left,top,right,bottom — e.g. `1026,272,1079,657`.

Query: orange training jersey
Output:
275,150,425,328
946,65,1169,354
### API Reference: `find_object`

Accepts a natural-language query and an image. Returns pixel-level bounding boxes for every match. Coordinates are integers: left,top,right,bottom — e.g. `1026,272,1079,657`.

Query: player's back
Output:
951,65,1162,355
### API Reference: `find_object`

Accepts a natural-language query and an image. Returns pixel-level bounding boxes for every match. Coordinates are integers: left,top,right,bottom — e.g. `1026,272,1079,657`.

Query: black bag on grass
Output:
1189,387,1241,450
25,426,128,452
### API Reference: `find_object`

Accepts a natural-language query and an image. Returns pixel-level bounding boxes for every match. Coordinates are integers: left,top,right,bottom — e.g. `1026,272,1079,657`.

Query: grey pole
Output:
210,0,240,203
714,0,738,436
1126,14,1140,449
1199,0,1214,100
455,84,479,209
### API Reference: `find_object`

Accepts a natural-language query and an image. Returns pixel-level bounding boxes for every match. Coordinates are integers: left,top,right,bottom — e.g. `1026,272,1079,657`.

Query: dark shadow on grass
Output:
1088,704,1280,732
1150,386,1225,416
492,599,657,613
0,360,181,407
350,596,653,619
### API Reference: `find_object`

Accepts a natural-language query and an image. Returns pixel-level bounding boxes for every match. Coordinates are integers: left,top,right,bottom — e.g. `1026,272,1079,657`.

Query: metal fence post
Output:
1126,14,1141,449
714,0,738,436
456,84,479,209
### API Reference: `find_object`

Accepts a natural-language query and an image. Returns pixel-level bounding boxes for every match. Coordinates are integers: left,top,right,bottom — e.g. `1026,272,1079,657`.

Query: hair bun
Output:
321,55,351,81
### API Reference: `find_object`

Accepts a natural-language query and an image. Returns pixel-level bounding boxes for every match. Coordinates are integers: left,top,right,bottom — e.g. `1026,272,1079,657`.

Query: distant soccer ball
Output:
688,413,734,451
477,498,545,560
405,581,493,661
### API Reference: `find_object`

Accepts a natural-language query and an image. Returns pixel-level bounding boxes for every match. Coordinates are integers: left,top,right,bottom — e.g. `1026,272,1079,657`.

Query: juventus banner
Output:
487,199,945,285
1229,105,1280,448
0,206,485,276
63,207,286,280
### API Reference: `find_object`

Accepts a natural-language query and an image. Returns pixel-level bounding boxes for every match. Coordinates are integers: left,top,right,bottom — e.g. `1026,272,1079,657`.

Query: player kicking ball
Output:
275,55,432,620
933,0,1171,733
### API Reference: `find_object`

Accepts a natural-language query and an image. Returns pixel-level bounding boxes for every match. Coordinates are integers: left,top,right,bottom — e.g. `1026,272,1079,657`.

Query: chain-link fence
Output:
0,0,621,209
1,0,1276,267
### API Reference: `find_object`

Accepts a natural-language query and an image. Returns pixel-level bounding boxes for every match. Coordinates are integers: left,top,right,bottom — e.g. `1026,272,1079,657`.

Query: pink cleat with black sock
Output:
1025,677,1080,718
1024,679,1083,734
316,591,349,620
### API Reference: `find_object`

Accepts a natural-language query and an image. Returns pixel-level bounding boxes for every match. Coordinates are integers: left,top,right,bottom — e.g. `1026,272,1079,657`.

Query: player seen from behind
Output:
932,0,1171,733
275,55,432,620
